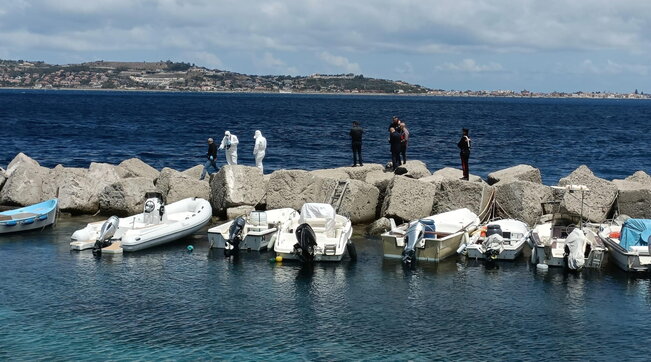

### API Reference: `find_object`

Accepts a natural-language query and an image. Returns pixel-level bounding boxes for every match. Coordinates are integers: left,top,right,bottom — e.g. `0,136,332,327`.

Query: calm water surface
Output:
1,217,651,360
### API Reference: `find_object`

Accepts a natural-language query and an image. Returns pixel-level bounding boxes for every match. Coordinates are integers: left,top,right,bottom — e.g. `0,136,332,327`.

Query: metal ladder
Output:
328,180,349,213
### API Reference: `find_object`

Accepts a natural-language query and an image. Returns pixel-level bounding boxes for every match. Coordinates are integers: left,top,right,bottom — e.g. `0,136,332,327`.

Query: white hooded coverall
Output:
253,130,267,173
219,131,239,165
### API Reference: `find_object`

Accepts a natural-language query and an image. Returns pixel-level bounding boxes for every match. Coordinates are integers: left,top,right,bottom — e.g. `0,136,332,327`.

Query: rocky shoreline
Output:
1,153,650,234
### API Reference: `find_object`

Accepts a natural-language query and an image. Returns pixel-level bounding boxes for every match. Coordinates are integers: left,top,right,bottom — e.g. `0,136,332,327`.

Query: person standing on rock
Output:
253,130,267,173
219,131,239,165
350,121,364,167
389,116,402,132
200,137,218,180
399,121,409,165
457,128,471,180
389,127,402,171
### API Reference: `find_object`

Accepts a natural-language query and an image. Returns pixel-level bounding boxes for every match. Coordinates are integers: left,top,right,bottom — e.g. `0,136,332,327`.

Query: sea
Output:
1,90,651,360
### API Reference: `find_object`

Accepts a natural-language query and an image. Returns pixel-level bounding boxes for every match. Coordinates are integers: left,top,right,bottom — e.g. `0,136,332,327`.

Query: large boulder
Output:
210,165,266,214
118,158,159,179
487,164,542,185
367,217,391,236
99,177,156,216
495,180,554,226
266,170,335,210
182,164,205,180
310,168,350,180
432,179,494,215
338,179,380,223
343,164,385,181
381,176,437,222
156,167,210,204
419,167,482,188
0,153,48,206
226,205,255,220
613,171,651,219
0,167,6,193
42,165,91,213
396,160,431,179
365,171,394,193
558,165,618,222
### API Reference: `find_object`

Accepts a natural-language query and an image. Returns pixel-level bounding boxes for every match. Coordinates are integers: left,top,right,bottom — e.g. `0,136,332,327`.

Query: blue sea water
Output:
2,90,651,360
0,89,649,184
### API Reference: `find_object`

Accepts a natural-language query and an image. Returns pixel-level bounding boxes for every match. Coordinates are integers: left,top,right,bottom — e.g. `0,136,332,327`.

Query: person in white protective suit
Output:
253,130,267,173
219,131,239,165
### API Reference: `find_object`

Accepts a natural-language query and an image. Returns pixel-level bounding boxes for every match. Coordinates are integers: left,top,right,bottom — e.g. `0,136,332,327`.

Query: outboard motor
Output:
143,192,165,225
224,216,246,257
294,223,317,263
482,233,504,261
92,216,119,256
402,221,425,265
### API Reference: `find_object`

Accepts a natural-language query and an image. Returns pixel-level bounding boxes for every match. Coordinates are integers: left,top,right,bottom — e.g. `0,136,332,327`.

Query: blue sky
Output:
1,0,649,93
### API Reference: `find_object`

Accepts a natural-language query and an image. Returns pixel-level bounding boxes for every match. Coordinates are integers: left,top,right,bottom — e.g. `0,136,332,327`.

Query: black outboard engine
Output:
224,216,246,257
402,221,425,266
92,215,119,256
294,223,317,263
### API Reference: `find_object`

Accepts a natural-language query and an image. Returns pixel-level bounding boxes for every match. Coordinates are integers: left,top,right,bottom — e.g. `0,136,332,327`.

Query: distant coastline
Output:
1,59,649,99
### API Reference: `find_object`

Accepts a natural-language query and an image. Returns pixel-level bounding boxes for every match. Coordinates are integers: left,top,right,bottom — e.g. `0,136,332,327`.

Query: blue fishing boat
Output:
0,199,58,234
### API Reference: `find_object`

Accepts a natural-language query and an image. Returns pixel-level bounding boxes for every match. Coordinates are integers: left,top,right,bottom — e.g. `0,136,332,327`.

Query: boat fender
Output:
456,243,467,255
530,247,537,264
186,245,194,252
346,241,357,261
536,263,549,271
22,218,35,225
266,232,278,250
275,256,283,262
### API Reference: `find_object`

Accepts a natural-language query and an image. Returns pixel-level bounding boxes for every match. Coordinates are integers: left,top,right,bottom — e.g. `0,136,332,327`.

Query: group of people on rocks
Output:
349,117,472,180
200,130,267,180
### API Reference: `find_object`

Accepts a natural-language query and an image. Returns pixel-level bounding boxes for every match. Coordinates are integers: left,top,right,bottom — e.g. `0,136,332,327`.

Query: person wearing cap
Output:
253,130,267,173
219,130,239,165
200,137,218,180
457,128,471,180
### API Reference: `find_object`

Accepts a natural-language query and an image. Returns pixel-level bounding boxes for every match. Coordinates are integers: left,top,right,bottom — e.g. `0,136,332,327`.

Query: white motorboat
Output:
462,219,531,261
207,208,299,253
598,218,651,272
529,185,607,270
273,203,355,262
70,193,212,254
382,208,480,264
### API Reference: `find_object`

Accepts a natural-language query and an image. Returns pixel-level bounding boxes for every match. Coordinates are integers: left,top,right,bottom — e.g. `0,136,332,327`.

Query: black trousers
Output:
400,143,407,164
460,151,470,179
352,142,362,165
391,151,401,170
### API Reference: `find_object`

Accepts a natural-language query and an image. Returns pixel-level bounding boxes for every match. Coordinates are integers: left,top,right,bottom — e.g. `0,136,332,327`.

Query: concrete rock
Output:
157,167,211,204
495,180,554,226
613,171,651,219
42,165,93,213
310,169,350,180
343,164,385,181
226,205,255,220
381,176,437,222
367,217,392,236
0,153,48,206
0,167,6,193
487,164,542,185
210,165,266,214
99,177,156,216
365,171,394,193
266,170,336,210
558,165,618,223
397,160,431,179
118,158,159,179
182,164,205,180
432,179,494,215
338,179,380,223
420,167,482,188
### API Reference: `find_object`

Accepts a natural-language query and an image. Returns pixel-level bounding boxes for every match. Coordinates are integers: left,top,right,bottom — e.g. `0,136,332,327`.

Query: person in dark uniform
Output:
200,137,218,180
350,121,364,167
389,127,402,171
389,116,402,132
457,128,471,180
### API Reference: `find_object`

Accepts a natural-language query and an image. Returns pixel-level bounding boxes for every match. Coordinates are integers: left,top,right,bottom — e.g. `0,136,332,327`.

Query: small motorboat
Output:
274,203,355,262
70,193,212,254
598,217,651,272
382,208,480,265
207,208,299,255
529,185,607,270
461,219,531,261
0,199,58,234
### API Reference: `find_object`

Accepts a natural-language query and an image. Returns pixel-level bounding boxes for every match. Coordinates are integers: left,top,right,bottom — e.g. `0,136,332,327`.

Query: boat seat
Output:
0,212,39,220
0,215,10,221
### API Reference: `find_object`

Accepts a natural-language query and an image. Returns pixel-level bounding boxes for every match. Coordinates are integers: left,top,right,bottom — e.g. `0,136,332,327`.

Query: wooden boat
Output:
0,199,58,234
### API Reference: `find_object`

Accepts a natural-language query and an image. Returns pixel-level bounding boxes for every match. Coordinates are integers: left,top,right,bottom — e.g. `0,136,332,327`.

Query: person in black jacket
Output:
457,128,471,180
200,137,218,180
350,121,364,167
389,127,402,171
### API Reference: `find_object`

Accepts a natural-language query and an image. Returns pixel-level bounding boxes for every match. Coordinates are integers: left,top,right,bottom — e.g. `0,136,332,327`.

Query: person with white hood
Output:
219,130,239,165
253,130,267,173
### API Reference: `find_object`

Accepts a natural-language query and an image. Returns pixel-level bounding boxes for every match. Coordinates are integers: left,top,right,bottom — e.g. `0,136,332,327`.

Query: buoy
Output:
275,256,283,262
186,245,194,252
536,263,548,271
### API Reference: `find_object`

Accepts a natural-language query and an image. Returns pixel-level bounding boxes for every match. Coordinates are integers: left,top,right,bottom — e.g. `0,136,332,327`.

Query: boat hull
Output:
601,236,651,272
383,231,467,262
0,199,58,234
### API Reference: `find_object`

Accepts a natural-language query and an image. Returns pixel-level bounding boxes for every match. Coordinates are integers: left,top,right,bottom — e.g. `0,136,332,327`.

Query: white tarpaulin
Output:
565,228,586,270
299,203,335,232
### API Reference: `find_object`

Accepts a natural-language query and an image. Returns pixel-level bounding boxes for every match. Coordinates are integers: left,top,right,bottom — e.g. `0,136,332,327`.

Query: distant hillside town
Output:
0,59,648,99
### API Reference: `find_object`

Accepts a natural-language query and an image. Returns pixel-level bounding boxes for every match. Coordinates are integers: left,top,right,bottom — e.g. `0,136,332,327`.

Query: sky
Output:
1,0,650,93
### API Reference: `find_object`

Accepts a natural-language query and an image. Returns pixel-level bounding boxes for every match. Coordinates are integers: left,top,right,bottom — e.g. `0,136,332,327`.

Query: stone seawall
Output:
1,153,650,233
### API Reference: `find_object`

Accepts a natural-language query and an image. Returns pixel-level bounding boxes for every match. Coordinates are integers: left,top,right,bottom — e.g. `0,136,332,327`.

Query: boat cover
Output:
299,203,335,232
424,208,479,233
565,228,586,270
620,219,651,251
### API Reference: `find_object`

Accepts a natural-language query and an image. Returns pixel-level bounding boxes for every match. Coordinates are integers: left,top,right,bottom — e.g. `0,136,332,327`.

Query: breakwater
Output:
1,153,649,228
